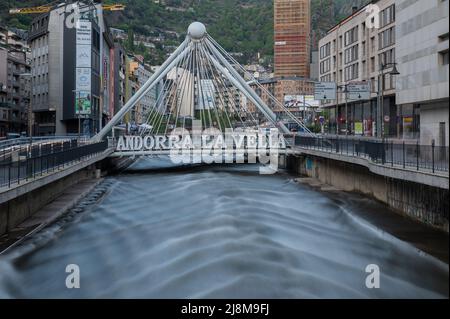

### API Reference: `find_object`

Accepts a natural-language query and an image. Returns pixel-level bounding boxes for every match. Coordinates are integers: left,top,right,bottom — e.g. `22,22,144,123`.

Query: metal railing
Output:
294,135,449,174
0,136,90,150
0,140,108,189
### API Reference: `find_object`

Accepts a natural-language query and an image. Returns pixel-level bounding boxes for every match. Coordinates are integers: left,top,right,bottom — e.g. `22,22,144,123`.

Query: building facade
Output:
127,55,158,125
28,1,115,136
318,0,397,137
113,43,127,117
274,0,311,78
395,0,449,146
0,32,31,138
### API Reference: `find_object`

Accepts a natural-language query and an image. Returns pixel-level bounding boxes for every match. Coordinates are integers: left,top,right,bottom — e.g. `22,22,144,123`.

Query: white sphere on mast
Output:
188,22,207,40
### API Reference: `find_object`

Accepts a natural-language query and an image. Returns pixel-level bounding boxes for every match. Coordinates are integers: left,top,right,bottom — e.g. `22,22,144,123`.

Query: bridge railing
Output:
0,140,108,189
294,135,449,174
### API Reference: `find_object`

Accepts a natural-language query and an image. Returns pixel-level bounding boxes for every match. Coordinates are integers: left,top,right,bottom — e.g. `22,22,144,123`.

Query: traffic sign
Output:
314,82,337,100
347,82,371,100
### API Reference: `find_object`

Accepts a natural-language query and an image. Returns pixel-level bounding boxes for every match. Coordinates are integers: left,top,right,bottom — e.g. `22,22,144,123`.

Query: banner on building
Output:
76,46,91,68
75,20,92,116
76,21,92,45
75,68,91,92
284,95,320,110
75,92,92,116
284,95,302,108
300,95,320,108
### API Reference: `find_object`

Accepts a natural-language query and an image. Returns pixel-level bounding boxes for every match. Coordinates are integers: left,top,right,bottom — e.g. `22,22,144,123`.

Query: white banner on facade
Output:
300,95,320,107
76,68,91,92
76,45,91,68
76,20,92,115
76,21,92,45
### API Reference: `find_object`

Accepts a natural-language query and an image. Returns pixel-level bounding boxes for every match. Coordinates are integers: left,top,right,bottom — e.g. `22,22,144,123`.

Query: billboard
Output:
75,68,91,92
75,20,92,116
300,95,320,108
76,21,92,45
284,95,302,108
76,46,91,68
284,95,320,109
75,92,92,116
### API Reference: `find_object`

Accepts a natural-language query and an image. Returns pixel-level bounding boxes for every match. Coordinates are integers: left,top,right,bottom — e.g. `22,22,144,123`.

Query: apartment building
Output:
318,0,397,137
395,0,449,146
113,43,127,117
0,31,31,137
28,1,115,136
127,55,158,125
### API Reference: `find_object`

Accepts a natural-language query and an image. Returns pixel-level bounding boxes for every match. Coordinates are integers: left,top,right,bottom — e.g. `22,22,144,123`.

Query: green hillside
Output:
0,0,371,66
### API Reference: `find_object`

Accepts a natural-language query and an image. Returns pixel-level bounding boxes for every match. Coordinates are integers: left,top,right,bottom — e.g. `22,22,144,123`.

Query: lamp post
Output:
377,62,400,139
337,85,349,135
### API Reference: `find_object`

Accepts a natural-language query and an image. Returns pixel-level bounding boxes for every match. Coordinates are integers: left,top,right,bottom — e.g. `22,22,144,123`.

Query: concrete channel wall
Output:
287,154,449,233
0,168,95,236
0,151,133,238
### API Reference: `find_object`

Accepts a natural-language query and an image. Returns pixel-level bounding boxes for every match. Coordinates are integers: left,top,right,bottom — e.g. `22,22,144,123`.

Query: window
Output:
344,45,359,64
380,5,395,28
362,61,367,78
379,49,396,67
320,42,331,59
379,27,395,50
439,50,449,65
344,26,358,46
344,63,359,81
320,58,331,74
370,57,375,72
320,74,331,82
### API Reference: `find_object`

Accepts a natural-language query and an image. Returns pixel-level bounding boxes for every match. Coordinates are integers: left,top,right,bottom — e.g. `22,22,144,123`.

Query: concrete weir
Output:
286,153,449,233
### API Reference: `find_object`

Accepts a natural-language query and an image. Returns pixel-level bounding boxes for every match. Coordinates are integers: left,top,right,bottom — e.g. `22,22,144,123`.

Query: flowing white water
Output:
0,158,448,298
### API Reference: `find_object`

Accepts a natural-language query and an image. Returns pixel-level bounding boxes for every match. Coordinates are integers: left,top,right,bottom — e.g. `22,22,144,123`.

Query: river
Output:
0,157,448,298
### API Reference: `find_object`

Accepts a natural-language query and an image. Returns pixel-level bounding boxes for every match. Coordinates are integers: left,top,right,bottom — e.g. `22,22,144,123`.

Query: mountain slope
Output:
1,0,371,65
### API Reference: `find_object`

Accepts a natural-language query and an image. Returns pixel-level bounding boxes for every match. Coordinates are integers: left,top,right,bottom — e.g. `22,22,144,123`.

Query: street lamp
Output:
337,85,349,135
377,62,400,139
